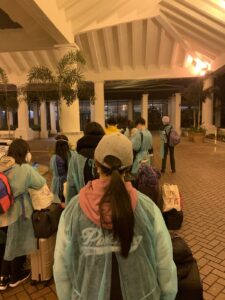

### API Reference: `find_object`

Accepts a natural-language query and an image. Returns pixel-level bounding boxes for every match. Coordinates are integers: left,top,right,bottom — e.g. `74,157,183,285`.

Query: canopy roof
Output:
0,0,225,85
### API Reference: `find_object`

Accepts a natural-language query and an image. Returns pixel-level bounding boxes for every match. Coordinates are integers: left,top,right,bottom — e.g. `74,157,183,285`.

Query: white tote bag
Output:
162,183,181,212
29,184,53,210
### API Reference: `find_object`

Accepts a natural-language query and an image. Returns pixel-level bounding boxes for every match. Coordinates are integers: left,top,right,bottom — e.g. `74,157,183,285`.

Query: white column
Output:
91,81,105,127
168,94,181,134
174,93,181,134
128,100,133,121
40,101,48,138
215,98,221,127
33,103,39,125
15,94,33,140
9,111,13,126
50,102,57,134
141,94,148,127
60,98,82,147
202,76,214,133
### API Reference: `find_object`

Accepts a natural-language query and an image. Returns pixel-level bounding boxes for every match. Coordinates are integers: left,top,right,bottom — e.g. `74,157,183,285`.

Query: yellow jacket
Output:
105,125,120,135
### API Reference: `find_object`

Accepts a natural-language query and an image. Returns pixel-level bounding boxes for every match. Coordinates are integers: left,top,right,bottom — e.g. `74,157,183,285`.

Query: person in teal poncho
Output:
66,122,105,204
54,133,177,300
50,135,72,203
131,117,153,174
0,139,45,291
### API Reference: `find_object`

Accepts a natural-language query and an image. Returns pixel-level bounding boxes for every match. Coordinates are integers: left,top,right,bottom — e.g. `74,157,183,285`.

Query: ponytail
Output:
98,156,134,258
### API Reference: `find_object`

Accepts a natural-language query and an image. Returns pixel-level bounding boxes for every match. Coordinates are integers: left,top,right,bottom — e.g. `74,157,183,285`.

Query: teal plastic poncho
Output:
131,129,153,174
66,151,95,204
0,164,45,260
54,191,177,300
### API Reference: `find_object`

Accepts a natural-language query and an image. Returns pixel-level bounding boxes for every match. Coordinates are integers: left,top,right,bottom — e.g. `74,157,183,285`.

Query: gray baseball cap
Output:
94,133,133,168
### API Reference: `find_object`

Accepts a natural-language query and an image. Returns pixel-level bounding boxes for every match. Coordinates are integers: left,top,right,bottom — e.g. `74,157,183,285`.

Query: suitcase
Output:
30,233,56,284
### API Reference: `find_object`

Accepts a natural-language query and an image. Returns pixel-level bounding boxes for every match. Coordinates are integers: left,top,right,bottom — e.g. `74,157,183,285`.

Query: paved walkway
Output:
1,135,225,299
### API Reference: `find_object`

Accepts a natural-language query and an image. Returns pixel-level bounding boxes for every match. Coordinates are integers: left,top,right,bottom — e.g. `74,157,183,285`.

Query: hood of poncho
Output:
79,178,137,228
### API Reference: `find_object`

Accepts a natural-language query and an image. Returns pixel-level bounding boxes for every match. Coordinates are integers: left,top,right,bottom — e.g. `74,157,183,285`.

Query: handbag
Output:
32,203,63,238
162,183,181,212
29,184,53,210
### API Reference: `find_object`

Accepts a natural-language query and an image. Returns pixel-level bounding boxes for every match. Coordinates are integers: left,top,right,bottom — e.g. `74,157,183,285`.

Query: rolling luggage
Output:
30,233,56,284
171,234,203,300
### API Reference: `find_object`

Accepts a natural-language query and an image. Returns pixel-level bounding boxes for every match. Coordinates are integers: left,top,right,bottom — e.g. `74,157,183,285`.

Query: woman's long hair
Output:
97,155,134,258
55,135,70,171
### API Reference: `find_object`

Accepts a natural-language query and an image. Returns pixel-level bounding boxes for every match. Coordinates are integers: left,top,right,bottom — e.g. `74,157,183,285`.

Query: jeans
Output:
161,143,175,171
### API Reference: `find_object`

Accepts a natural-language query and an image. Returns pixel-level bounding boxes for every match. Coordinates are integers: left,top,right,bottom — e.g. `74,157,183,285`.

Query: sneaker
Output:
0,276,10,290
9,270,30,288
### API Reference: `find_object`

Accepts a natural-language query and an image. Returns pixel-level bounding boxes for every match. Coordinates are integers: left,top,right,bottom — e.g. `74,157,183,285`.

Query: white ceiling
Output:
1,0,225,84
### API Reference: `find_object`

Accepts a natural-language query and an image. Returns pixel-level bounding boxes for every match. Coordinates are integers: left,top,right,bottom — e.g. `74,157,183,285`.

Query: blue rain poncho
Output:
50,152,72,201
0,164,45,260
131,129,153,174
160,124,172,158
54,191,177,300
66,151,95,204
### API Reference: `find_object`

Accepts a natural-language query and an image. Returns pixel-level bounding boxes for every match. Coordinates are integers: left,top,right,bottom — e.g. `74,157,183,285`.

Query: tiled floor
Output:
1,135,225,299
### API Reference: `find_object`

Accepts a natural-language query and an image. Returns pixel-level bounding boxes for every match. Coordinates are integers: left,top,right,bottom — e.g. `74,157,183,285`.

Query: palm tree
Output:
27,50,85,130
0,67,11,136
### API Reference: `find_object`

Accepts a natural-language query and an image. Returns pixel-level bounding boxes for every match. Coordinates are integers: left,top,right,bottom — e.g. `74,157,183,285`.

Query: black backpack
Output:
171,234,203,300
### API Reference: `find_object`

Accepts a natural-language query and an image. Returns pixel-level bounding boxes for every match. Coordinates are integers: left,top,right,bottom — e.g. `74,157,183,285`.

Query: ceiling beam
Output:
170,42,180,68
102,28,113,68
18,0,74,44
87,31,101,72
145,18,160,69
172,22,223,55
0,54,12,74
155,13,195,57
160,0,225,36
1,53,22,75
116,24,126,69
161,7,225,48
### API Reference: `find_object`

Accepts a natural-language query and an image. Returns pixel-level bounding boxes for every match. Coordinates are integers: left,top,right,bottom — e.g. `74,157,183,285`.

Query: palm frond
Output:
27,66,55,84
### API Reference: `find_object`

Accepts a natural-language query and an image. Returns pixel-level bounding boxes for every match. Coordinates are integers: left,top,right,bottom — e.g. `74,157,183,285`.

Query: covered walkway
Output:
1,135,225,299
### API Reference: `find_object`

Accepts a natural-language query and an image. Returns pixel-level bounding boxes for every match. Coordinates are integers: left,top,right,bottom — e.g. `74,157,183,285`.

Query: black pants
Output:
0,227,26,281
162,144,175,172
1,256,26,280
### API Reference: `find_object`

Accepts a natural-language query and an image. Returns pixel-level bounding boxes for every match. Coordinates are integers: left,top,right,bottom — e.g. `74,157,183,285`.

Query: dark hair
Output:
135,117,145,126
97,155,134,258
55,135,70,170
8,139,30,165
84,122,105,136
107,117,117,126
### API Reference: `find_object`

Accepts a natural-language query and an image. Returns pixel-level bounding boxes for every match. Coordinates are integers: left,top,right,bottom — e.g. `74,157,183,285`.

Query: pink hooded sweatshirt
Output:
79,178,138,229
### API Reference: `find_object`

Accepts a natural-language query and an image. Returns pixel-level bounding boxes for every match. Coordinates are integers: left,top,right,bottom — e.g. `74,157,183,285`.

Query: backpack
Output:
136,164,161,204
0,172,14,214
169,129,180,146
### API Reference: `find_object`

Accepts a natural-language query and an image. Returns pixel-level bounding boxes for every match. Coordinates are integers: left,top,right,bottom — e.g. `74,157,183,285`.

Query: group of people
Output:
0,114,178,300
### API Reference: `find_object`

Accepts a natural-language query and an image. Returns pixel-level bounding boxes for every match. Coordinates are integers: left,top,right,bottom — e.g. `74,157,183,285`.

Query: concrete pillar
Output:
141,94,148,127
50,102,57,134
91,81,105,127
215,97,221,127
174,93,181,134
168,94,181,134
128,100,133,121
33,103,39,125
15,94,33,140
9,111,13,126
60,98,83,147
202,76,215,134
40,101,48,138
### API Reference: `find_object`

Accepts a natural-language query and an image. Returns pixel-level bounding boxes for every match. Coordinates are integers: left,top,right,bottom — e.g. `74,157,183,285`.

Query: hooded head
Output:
162,116,170,125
